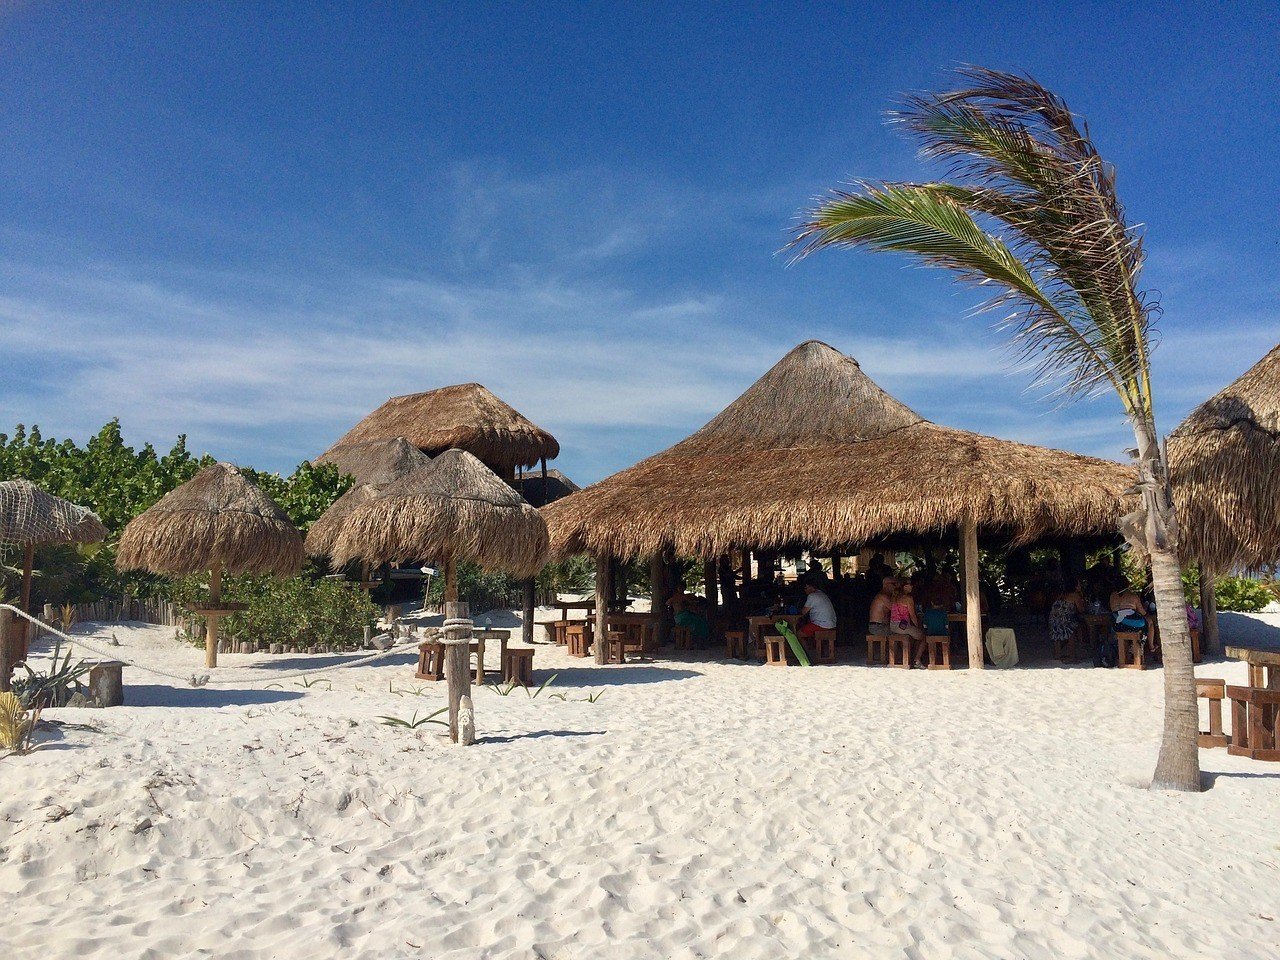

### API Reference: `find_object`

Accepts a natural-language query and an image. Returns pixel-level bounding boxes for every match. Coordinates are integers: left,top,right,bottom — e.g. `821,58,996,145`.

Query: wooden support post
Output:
649,553,669,646
205,563,222,669
703,560,717,607
0,608,14,693
443,600,474,744
444,558,458,603
594,554,611,665
521,579,536,646
830,553,842,578
962,519,983,669
1200,566,1220,656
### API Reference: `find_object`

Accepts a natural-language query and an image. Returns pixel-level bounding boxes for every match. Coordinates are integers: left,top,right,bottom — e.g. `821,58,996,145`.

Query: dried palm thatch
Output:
331,449,548,577
304,483,379,558
116,462,303,576
313,437,432,487
545,340,1135,560
321,383,559,472
0,480,107,547
1169,343,1280,574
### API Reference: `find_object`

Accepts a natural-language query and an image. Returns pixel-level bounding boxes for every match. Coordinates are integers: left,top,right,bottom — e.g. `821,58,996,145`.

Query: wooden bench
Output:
566,623,592,658
502,648,535,686
805,628,837,665
764,634,788,666
866,633,889,666
1116,631,1147,670
886,634,912,668
1227,685,1280,761
1196,678,1228,749
724,630,747,660
921,635,952,670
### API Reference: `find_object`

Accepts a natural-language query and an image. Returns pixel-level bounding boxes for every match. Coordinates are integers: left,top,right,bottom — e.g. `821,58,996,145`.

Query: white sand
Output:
2,619,1277,959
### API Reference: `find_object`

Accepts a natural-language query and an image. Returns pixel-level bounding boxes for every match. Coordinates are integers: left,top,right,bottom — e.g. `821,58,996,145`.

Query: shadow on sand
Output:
124,684,305,708
480,729,606,745
534,664,702,688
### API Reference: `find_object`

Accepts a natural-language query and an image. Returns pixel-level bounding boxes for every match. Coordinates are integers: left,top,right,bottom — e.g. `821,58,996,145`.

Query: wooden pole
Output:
0,608,14,692
703,560,717,607
649,553,669,646
444,558,458,603
205,563,222,670
521,578,536,646
1200,566,1220,656
594,553,611,665
443,600,474,744
962,520,983,669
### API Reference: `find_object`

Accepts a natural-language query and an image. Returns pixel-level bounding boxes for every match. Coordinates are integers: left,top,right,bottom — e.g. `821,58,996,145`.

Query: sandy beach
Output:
1,618,1276,960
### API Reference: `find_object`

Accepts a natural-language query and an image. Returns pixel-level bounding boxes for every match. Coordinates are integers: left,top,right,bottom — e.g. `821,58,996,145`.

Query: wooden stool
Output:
809,629,837,664
866,633,889,665
922,635,952,670
416,641,446,681
764,634,788,666
502,648,535,686
550,620,572,646
887,634,911,668
566,623,592,658
1116,631,1146,669
605,630,628,664
1227,685,1280,761
1196,678,1228,749
724,630,747,659
672,626,693,650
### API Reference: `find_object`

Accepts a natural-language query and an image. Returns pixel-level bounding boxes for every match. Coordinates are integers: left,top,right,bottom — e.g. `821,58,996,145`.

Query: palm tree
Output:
793,67,1200,792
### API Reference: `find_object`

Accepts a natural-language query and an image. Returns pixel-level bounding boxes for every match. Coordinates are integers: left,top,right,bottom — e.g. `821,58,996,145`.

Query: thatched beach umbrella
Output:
331,448,549,601
1169,343,1280,651
320,383,559,476
117,462,304,668
0,480,107,688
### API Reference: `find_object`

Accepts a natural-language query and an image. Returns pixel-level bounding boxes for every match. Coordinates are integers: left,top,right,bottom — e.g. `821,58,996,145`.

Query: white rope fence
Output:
1,604,433,688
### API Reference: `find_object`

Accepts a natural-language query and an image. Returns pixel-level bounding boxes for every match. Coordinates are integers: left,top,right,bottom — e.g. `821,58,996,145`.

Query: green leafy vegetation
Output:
1182,569,1275,613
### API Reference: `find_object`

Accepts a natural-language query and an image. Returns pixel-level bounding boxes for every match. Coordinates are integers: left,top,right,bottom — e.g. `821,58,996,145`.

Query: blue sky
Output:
2,2,1277,483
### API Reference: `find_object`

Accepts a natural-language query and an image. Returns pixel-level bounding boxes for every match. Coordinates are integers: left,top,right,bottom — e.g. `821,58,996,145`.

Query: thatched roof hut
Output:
313,437,432,487
516,468,580,508
0,480,107,548
1169,343,1280,574
321,383,559,474
304,483,379,559
331,448,548,579
117,462,303,577
545,340,1134,560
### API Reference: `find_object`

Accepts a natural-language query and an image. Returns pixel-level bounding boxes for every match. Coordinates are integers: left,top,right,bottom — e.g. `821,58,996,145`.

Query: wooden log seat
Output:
1227,684,1280,761
1116,631,1147,670
1196,678,1228,749
866,633,889,666
502,648,535,686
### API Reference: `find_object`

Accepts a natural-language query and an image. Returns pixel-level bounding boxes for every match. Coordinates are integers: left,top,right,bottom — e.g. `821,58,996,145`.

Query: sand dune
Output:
1,621,1276,959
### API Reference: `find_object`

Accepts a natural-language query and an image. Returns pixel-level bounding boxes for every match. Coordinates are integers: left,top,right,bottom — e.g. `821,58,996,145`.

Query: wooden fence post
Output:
443,600,475,745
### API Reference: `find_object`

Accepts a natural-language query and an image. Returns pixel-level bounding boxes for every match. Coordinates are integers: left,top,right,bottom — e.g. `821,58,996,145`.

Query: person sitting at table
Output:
892,581,928,666
1110,580,1148,634
867,576,896,638
798,576,837,638
1050,577,1087,658
668,589,709,641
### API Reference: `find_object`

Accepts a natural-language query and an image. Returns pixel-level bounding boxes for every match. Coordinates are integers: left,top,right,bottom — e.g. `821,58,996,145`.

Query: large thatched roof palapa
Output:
116,462,303,576
331,448,548,577
313,437,432,487
545,340,1134,559
0,479,107,547
1169,343,1280,574
321,383,559,472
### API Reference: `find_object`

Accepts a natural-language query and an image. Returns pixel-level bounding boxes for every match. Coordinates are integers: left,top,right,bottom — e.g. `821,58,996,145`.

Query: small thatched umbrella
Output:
117,462,304,668
0,480,107,688
331,448,549,601
320,383,560,476
1169,343,1280,651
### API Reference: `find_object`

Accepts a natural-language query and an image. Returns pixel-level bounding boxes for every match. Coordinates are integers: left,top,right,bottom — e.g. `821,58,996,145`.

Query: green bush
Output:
1182,570,1274,613
173,574,379,650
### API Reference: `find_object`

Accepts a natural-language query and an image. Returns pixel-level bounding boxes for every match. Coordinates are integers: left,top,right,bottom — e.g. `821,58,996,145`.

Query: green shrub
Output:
1182,570,1274,613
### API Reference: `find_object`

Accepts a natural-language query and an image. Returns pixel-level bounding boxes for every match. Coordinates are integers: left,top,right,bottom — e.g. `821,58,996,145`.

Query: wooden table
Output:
605,613,655,653
747,614,799,659
1226,646,1280,690
1224,646,1280,761
553,600,597,620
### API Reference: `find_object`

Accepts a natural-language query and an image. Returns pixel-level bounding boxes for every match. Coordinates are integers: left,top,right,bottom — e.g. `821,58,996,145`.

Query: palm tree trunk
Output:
1130,418,1201,792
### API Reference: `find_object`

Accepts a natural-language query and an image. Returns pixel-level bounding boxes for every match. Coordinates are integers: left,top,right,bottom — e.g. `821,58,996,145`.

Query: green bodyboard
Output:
775,620,813,667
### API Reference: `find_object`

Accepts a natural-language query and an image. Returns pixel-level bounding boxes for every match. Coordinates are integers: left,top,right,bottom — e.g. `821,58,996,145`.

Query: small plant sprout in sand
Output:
0,692,38,754
378,708,449,730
